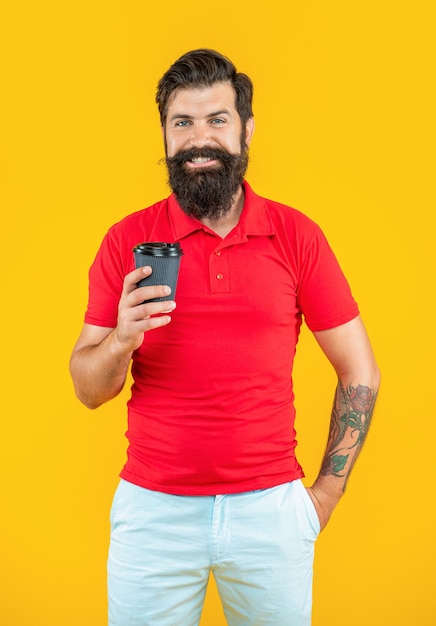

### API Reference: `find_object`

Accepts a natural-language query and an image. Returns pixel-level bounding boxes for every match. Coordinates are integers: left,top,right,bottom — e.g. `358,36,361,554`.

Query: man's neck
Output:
199,186,245,238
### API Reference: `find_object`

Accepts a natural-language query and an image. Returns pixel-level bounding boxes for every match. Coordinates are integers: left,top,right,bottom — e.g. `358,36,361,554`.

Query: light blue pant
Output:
108,479,320,626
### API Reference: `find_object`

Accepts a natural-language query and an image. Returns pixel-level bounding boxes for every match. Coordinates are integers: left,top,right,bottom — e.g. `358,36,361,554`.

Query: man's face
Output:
163,82,254,220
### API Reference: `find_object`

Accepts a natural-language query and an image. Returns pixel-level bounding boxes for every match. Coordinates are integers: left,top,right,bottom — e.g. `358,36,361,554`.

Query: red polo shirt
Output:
85,182,359,495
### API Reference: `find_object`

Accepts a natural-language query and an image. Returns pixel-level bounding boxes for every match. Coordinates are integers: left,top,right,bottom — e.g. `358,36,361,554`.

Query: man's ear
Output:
161,124,168,153
244,117,255,148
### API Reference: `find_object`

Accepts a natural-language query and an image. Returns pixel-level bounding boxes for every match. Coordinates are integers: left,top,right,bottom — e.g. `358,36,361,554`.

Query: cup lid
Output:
133,242,184,257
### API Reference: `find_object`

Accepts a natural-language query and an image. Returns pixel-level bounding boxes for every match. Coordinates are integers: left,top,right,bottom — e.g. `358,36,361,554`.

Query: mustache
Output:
166,147,237,166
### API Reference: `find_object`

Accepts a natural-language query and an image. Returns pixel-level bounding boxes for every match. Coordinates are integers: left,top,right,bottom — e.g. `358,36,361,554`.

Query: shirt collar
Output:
168,180,275,240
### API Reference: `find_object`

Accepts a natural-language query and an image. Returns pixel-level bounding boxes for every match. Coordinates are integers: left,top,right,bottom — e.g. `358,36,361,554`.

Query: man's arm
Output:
306,315,380,529
69,266,176,409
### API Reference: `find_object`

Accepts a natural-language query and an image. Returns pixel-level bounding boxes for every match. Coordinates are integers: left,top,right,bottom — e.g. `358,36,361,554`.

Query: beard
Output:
165,143,249,221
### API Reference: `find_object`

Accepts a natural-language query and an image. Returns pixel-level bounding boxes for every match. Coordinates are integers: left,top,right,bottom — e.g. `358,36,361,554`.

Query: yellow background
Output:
1,1,435,624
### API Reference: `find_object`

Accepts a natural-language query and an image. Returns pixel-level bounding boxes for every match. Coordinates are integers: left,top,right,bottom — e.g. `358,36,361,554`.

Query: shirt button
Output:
215,251,221,256
216,273,224,280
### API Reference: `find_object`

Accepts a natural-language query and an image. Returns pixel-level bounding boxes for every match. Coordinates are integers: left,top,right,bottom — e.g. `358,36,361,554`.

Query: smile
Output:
186,157,219,168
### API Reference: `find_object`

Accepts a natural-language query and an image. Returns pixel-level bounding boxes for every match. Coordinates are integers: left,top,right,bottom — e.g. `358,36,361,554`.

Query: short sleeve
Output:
297,224,359,331
84,225,132,327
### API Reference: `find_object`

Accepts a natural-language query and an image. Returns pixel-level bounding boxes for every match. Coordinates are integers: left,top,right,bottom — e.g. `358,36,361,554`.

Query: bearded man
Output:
70,49,380,626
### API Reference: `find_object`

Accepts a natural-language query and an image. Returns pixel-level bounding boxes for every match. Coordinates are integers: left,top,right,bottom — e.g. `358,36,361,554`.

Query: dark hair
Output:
156,49,253,126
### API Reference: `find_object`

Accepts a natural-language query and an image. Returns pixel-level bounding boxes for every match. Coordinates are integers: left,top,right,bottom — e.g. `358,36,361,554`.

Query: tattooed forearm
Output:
320,380,377,491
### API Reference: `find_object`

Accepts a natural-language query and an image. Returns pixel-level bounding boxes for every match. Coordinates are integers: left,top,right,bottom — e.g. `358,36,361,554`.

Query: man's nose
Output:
189,123,211,148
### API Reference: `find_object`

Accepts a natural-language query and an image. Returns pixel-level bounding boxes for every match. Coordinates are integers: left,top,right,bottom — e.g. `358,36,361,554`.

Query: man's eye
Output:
175,120,191,127
211,118,225,124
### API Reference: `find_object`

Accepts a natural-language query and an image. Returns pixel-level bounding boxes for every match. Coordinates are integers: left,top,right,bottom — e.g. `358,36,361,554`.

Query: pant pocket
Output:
295,479,321,538
109,480,124,526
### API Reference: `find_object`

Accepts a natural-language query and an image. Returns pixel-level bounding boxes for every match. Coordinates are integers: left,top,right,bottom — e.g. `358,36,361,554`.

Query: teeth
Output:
191,157,212,163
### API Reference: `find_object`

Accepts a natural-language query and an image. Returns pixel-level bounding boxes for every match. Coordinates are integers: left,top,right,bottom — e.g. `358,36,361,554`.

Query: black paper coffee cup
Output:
133,242,184,302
